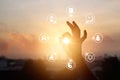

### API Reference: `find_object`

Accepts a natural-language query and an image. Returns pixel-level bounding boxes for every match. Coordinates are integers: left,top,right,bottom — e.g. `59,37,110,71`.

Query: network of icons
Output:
1,1,118,80
41,7,99,64
47,9,95,25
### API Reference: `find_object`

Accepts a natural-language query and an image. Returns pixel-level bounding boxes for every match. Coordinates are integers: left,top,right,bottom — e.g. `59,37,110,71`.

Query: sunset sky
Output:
0,0,120,59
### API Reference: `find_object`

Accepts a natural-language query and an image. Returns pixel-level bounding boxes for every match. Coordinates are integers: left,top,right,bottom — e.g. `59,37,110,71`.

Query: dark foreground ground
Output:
0,55,120,80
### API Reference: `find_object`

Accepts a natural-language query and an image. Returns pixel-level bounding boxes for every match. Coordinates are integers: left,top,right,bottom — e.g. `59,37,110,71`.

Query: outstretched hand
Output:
62,21,87,63
66,21,87,42
62,21,97,80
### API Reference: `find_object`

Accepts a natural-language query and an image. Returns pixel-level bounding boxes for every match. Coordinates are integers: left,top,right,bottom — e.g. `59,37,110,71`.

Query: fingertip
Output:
66,21,69,24
72,21,75,24
84,30,87,32
84,30,87,36
72,21,79,28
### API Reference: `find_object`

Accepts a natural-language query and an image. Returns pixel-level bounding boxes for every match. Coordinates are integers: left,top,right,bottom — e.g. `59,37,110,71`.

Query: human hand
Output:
62,21,87,63
61,21,97,80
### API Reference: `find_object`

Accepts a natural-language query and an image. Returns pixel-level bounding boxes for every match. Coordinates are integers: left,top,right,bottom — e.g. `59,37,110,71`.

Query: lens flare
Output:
62,37,70,44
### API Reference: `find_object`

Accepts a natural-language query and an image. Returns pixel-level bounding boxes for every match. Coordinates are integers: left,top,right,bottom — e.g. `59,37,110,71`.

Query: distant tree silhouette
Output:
22,59,48,80
97,56,120,80
0,56,120,80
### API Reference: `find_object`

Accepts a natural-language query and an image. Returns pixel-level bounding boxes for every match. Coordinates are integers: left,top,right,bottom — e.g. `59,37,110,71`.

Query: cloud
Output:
83,34,120,56
0,32,44,59
0,31,120,59
0,38,10,54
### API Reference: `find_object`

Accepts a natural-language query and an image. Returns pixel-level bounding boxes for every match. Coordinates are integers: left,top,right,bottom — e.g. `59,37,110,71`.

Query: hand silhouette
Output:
62,21,97,80
62,21,87,63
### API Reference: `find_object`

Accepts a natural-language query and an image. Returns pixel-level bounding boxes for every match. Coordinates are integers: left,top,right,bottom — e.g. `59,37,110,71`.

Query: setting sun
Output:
62,37,70,44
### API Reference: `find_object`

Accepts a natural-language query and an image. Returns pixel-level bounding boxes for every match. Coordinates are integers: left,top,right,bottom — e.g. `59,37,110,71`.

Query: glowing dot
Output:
85,52,95,63
62,37,70,44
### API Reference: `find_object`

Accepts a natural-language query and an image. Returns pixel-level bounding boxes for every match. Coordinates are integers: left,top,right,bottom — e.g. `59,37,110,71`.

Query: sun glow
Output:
62,37,70,44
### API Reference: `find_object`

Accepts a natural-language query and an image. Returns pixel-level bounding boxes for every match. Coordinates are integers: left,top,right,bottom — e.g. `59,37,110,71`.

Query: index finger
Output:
66,21,74,30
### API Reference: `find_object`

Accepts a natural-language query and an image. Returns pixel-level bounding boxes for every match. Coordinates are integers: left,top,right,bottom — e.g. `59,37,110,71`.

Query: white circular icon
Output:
48,54,55,62
93,33,103,43
40,34,49,42
85,52,95,63
85,13,95,24
47,14,57,24
67,7,76,17
66,59,76,70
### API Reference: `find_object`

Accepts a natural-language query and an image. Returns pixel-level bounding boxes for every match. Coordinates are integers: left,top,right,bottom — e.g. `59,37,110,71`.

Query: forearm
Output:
76,50,97,80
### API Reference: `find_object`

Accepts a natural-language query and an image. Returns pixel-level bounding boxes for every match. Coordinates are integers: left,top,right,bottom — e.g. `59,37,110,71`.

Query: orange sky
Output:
0,0,120,59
